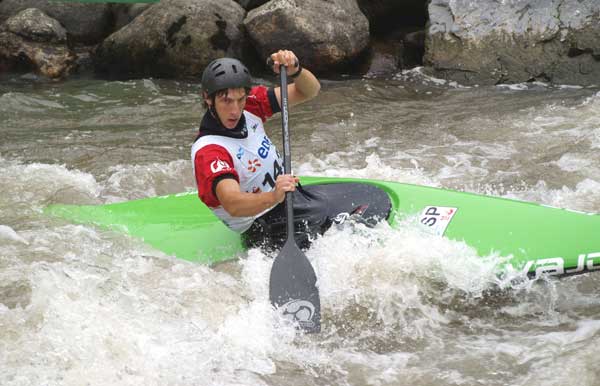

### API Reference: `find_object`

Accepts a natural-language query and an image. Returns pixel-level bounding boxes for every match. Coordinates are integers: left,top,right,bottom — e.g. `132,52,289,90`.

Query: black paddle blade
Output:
269,238,321,333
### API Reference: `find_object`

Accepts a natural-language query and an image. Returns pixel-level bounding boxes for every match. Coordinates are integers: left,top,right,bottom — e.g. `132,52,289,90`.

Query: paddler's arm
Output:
269,50,320,107
215,174,299,217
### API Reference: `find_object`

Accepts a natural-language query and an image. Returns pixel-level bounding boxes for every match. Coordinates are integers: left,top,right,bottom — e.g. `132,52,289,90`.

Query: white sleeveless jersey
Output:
191,110,284,232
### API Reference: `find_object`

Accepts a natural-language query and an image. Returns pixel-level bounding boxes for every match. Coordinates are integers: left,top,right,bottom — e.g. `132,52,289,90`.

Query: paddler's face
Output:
208,88,248,129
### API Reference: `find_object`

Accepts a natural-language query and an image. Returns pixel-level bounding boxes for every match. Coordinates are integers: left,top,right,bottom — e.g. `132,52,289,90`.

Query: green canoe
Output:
46,176,600,278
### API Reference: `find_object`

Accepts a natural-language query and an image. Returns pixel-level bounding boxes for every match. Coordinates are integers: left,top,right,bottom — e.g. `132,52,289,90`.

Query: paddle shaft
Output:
268,60,320,333
279,65,295,239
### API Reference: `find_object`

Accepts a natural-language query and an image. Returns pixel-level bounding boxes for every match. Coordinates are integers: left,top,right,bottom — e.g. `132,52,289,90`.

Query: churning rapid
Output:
1,71,600,386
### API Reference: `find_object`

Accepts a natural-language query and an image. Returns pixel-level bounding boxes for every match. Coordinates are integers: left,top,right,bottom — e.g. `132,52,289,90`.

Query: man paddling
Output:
191,50,324,249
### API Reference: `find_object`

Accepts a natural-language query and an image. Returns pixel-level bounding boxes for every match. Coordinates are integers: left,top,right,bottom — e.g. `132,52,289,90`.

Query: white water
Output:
1,75,600,385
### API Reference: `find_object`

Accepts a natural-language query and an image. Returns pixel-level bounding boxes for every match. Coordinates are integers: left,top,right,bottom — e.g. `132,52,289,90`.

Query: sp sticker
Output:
419,206,458,236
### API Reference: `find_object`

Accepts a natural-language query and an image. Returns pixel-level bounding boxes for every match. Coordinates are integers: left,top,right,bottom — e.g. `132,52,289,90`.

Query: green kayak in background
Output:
46,176,600,278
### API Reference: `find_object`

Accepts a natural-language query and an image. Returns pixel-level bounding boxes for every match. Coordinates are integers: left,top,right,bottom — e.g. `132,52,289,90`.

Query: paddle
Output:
268,60,321,333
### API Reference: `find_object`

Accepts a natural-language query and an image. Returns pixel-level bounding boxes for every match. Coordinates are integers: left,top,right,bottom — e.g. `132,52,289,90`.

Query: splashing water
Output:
1,76,600,385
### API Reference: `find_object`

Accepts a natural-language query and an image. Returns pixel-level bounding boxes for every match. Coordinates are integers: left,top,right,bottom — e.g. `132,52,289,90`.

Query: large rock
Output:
4,7,67,44
244,0,370,72
363,38,402,77
0,8,76,78
111,3,154,32
94,0,246,78
0,0,112,44
424,0,600,86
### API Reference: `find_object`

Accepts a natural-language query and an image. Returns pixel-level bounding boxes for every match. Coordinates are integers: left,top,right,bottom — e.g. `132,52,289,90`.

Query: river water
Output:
1,69,600,386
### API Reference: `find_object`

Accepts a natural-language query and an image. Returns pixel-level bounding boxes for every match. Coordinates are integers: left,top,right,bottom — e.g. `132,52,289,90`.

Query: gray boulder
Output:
111,3,154,32
425,0,600,86
244,0,370,72
4,7,67,44
0,8,76,78
0,0,112,44
364,39,402,77
94,0,247,78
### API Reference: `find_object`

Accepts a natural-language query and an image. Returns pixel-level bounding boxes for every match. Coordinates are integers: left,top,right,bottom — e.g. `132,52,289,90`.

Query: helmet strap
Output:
208,95,226,128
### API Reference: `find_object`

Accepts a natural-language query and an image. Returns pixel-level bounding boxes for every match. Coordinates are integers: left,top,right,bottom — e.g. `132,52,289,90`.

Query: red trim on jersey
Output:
245,86,275,122
194,144,239,208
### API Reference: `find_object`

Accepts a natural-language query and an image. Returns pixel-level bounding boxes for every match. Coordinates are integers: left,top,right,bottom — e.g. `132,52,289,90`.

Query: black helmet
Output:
201,58,252,95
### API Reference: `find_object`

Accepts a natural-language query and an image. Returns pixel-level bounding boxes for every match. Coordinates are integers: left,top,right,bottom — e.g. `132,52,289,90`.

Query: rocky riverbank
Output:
0,0,598,86
425,0,600,86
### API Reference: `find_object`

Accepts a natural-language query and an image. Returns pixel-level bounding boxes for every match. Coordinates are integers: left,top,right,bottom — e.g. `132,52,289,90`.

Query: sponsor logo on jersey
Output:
258,136,271,159
247,158,262,173
210,159,231,174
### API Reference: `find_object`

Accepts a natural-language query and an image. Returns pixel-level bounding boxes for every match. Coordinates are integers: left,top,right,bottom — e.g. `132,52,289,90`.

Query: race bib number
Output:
261,159,283,188
419,206,458,236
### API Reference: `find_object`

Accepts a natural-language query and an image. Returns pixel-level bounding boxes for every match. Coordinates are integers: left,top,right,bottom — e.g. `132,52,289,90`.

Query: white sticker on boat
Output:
419,206,458,236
